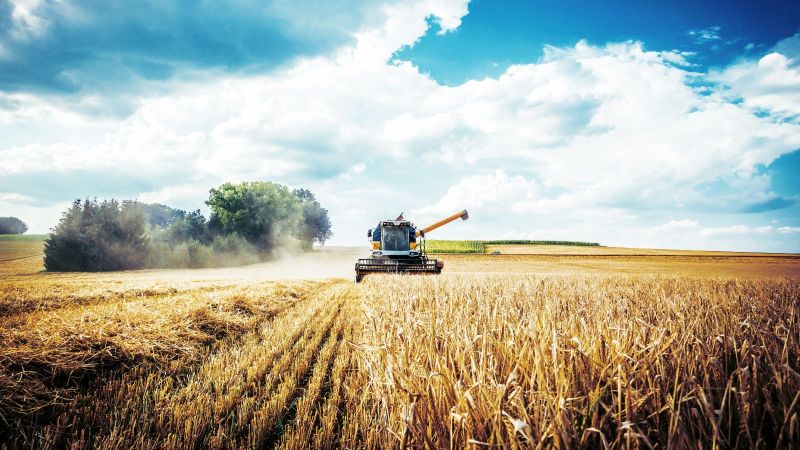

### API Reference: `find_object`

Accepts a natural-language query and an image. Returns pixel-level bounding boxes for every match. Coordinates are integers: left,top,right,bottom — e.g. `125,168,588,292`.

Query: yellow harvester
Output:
354,209,469,283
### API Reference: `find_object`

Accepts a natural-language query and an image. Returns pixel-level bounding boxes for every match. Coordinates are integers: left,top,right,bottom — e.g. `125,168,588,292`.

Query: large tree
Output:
0,217,28,234
206,181,303,252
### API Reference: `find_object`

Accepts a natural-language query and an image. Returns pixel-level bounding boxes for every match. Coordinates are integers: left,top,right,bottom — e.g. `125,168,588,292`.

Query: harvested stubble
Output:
0,279,330,446
1,279,373,450
359,274,800,448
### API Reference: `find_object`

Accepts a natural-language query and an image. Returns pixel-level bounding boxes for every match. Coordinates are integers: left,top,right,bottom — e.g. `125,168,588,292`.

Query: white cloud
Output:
9,0,48,38
655,220,776,237
711,50,800,121
0,192,34,202
0,3,798,252
687,26,721,44
417,40,800,223
350,0,468,62
137,184,211,212
415,170,538,218
0,198,67,234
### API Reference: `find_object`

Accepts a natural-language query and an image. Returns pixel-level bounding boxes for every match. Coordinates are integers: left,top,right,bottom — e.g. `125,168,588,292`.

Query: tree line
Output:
0,217,28,235
44,181,332,271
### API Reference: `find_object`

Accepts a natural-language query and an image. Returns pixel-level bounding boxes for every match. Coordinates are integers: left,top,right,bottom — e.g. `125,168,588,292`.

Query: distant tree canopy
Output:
44,182,332,271
0,217,28,234
136,203,186,228
165,209,209,244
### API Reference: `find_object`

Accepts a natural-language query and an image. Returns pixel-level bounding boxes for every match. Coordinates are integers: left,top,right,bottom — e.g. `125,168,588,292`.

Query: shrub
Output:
166,210,209,244
211,234,260,266
184,240,215,268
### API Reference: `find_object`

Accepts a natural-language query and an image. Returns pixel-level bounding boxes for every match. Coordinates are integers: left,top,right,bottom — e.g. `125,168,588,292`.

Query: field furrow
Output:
242,287,347,449
159,297,333,448
275,286,364,450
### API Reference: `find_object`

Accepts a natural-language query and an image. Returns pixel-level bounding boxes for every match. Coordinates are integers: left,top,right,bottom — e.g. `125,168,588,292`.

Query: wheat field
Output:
1,243,799,448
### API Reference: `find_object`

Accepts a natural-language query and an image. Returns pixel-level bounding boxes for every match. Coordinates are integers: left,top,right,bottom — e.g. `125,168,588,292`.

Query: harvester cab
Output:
354,209,469,283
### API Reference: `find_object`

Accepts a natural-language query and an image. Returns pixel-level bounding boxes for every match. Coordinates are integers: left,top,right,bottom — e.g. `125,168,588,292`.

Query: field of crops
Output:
0,234,45,260
360,275,800,448
1,243,799,448
423,240,486,254
425,240,600,254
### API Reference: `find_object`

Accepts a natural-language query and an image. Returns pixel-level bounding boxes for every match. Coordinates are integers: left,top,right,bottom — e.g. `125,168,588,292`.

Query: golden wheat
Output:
358,274,800,448
2,263,799,449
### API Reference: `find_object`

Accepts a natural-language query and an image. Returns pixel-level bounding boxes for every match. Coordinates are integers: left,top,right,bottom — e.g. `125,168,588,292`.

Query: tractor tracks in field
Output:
264,283,364,450
156,280,363,450
0,253,43,263
254,290,346,448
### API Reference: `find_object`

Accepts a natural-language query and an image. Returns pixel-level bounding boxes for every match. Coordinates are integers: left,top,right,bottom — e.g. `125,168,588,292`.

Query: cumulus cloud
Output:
0,1,798,252
711,34,800,121
417,40,800,219
414,170,537,218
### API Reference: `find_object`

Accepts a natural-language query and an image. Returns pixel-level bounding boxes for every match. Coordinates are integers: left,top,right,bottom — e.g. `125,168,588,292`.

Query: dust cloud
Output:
116,246,369,283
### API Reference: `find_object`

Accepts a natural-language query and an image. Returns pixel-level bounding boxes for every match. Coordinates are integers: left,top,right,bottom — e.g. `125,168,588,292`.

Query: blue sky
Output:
1,0,799,252
401,0,800,84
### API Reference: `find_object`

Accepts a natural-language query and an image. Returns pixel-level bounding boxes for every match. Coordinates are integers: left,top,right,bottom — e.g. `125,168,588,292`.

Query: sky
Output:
0,0,799,252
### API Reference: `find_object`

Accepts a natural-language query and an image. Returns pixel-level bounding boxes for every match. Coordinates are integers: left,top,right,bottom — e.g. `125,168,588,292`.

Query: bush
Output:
0,217,28,235
44,199,149,271
211,234,260,266
184,240,215,268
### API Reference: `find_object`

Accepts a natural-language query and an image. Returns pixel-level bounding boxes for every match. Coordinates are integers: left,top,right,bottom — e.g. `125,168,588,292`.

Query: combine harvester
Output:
354,209,469,283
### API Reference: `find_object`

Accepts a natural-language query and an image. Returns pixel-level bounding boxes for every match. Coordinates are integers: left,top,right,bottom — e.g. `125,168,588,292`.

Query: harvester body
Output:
354,209,468,282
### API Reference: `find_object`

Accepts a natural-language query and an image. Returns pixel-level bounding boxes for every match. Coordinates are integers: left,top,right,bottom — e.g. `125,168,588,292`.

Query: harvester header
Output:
354,209,469,282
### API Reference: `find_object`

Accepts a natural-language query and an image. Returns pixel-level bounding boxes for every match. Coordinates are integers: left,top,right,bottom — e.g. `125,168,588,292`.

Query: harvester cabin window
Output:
382,226,409,251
